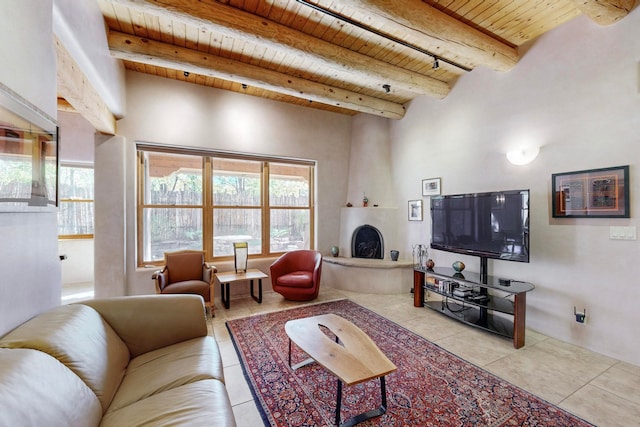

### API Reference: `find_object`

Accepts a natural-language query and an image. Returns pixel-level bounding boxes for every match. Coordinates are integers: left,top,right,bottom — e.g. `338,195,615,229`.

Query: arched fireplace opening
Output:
351,224,384,259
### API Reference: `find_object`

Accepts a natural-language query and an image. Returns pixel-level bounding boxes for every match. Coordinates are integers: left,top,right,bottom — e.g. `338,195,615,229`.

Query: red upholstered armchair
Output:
270,250,322,301
153,250,216,315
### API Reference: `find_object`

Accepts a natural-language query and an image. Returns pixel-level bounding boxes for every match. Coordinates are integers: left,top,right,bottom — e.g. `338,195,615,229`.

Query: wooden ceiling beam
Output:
108,0,450,99
571,0,637,25
55,36,116,135
108,31,406,119
301,0,520,72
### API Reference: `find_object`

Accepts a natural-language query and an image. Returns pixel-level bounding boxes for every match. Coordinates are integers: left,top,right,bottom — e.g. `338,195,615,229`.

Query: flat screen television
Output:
430,189,530,263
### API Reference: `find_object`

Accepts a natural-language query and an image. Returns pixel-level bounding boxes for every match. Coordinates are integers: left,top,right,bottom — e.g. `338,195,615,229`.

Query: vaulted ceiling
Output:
63,0,637,132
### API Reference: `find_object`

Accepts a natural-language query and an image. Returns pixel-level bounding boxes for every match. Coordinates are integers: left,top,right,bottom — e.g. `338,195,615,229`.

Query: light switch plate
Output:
610,226,637,240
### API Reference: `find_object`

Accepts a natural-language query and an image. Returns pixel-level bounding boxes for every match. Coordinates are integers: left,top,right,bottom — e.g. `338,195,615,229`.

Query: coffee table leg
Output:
250,279,262,303
337,376,388,427
221,282,231,309
335,379,342,426
380,376,388,410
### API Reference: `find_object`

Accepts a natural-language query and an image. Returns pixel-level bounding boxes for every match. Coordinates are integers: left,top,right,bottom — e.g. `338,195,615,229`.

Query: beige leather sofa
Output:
0,295,236,427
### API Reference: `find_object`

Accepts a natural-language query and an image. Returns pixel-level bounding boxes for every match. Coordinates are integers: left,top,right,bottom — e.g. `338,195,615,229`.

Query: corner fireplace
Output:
351,224,384,259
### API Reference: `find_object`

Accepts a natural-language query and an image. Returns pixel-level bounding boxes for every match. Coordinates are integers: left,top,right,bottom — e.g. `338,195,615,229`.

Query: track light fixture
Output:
382,84,391,93
183,71,190,77
241,83,248,89
295,0,471,72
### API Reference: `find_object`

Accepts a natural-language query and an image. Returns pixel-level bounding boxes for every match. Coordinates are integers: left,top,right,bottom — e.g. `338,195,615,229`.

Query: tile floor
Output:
208,288,640,427
63,284,640,426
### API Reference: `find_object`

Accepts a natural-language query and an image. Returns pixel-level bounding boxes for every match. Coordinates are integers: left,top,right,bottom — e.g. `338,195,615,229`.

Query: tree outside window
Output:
137,147,314,265
58,164,94,238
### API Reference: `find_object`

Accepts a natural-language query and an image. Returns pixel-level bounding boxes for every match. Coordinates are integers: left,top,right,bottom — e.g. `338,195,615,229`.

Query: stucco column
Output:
94,134,126,297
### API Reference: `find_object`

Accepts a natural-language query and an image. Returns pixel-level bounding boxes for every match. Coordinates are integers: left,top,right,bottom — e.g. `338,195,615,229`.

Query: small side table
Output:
215,269,268,309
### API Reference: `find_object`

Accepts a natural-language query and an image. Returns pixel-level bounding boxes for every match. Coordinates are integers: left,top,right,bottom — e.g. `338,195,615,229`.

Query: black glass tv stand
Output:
413,266,534,348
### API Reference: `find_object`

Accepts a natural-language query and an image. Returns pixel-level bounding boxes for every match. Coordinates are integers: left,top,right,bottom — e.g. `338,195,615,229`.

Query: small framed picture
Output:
422,177,441,196
408,200,423,221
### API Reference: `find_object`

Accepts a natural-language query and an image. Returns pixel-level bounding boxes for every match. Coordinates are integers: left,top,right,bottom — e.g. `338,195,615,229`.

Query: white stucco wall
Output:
390,11,640,366
0,0,60,335
101,71,351,296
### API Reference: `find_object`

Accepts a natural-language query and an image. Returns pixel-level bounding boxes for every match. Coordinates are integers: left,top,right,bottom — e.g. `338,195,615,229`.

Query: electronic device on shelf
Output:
452,287,473,298
467,294,490,303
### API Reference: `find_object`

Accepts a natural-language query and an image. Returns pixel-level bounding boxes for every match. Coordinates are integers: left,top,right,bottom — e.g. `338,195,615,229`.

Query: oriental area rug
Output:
226,299,593,427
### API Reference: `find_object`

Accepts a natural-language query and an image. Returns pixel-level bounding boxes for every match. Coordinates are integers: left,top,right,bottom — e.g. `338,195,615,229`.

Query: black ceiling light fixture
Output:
382,84,391,93
183,71,190,77
295,0,471,73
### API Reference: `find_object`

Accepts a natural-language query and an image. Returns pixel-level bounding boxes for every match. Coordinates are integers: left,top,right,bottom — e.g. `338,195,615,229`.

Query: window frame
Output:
58,162,94,239
136,144,315,266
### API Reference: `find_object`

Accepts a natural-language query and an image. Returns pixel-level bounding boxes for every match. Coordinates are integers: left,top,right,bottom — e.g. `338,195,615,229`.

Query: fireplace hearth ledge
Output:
324,257,412,268
322,257,413,294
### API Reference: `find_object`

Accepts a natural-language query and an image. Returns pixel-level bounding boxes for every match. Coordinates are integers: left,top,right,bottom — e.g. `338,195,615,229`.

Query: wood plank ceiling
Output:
94,0,636,121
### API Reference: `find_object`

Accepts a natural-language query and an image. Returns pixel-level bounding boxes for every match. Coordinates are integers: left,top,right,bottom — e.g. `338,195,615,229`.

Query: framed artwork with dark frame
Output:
552,165,629,218
422,177,441,196
408,200,423,221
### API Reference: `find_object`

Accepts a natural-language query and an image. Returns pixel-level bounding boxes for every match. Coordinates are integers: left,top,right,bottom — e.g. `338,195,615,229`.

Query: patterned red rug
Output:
226,299,593,427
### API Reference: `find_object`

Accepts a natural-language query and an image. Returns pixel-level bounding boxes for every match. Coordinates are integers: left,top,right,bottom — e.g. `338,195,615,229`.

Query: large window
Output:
137,146,314,265
58,164,94,238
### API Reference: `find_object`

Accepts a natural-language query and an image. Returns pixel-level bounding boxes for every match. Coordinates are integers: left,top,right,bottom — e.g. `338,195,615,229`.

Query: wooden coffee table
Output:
285,313,397,427
215,269,268,309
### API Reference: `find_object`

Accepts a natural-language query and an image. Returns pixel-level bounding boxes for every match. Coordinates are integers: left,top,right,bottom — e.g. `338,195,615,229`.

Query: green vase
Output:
452,261,465,272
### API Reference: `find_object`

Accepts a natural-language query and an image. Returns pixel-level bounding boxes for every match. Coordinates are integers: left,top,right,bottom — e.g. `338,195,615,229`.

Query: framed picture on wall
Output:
422,177,441,196
408,200,423,221
552,165,629,218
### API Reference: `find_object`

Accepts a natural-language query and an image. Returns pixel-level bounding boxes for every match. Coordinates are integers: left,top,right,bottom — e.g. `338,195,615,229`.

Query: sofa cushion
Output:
79,295,208,358
276,271,314,288
107,336,224,412
100,380,236,427
0,304,130,412
0,348,102,427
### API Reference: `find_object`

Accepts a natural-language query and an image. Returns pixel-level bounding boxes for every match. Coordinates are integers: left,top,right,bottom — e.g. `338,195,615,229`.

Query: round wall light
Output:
506,146,540,165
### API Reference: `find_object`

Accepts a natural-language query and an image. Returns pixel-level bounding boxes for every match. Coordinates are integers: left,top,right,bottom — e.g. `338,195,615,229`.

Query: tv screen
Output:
430,189,530,263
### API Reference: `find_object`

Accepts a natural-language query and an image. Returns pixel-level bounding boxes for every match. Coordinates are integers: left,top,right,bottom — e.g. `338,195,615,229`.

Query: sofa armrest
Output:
78,295,208,358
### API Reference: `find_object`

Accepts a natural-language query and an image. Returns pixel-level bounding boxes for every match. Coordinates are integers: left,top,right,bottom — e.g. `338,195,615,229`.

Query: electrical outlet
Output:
574,306,587,324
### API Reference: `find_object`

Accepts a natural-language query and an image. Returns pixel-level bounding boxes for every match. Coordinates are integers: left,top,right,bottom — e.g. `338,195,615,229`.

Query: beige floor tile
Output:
401,310,470,342
590,364,640,405
232,400,265,427
484,338,617,404
213,321,232,342
224,364,254,406
434,328,517,366
521,328,548,347
615,361,640,376
560,384,640,427
218,338,240,368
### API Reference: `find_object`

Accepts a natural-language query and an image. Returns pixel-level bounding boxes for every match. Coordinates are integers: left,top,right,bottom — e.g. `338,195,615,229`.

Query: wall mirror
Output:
0,83,58,209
